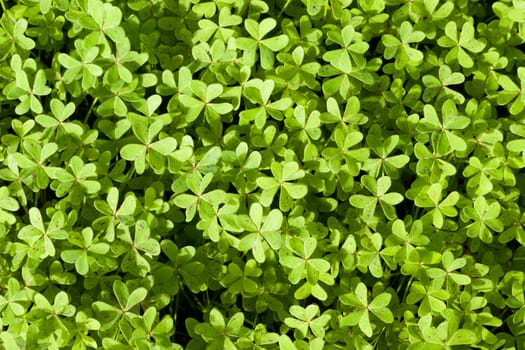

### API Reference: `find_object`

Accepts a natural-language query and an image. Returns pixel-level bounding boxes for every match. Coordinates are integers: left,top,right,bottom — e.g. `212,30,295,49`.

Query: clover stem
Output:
172,284,181,338
402,275,413,304
0,0,5,12
83,97,98,125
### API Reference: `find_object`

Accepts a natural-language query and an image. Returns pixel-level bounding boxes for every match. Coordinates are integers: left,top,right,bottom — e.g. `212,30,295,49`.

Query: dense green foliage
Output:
1,0,525,348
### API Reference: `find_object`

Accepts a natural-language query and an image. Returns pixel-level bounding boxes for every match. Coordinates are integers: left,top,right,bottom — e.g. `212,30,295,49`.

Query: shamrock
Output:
416,314,477,347
194,308,250,350
236,18,289,69
221,258,262,297
321,128,369,175
462,156,502,197
18,207,68,259
284,105,322,144
101,36,148,83
413,138,457,182
158,240,207,294
237,202,283,263
0,13,35,58
111,219,161,277
93,280,148,331
461,196,504,243
193,7,242,43
414,183,460,229
416,100,471,152
26,291,76,338
130,306,174,348
276,46,321,90
411,0,455,39
280,236,330,286
381,21,425,69
387,219,429,263
46,156,101,204
58,37,104,90
5,55,51,115
349,175,404,221
322,24,369,71
422,64,465,104
179,79,234,124
340,282,394,337
239,78,293,129
284,304,331,339
426,250,472,289
497,67,525,115
362,132,410,179
406,279,450,316
120,118,177,175
256,161,308,211
93,187,136,242
172,172,226,222
35,98,83,138
0,186,20,225
60,227,110,275
437,21,486,68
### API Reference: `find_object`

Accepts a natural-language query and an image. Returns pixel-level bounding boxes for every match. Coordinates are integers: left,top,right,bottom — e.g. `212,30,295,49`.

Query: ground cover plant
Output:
1,0,525,348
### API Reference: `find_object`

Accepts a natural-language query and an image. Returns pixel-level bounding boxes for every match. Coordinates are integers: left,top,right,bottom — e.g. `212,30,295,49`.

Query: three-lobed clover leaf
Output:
340,282,394,337
194,308,250,350
381,21,425,69
5,54,51,114
350,175,404,220
406,279,450,316
461,196,504,243
362,132,410,179
179,79,234,124
120,118,177,175
112,219,161,277
172,172,226,222
437,21,486,68
256,161,307,211
35,98,83,138
58,37,103,90
60,227,110,275
18,207,68,259
236,17,289,69
284,304,331,339
93,187,136,241
426,250,472,288
0,186,20,225
462,156,502,197
497,67,525,115
237,202,283,263
416,100,471,152
93,280,148,331
280,236,330,286
422,64,465,104
240,78,293,129
414,183,460,228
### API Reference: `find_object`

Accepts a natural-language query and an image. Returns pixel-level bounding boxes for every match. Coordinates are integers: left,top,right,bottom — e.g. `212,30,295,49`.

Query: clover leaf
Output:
340,282,394,337
437,21,486,68
237,202,283,263
236,18,289,70
256,161,307,211
382,21,425,70
350,175,404,221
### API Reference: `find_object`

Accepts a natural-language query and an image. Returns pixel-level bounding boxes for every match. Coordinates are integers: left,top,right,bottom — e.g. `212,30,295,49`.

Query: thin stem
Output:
401,275,413,305
172,286,181,338
83,97,98,125
0,0,6,13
